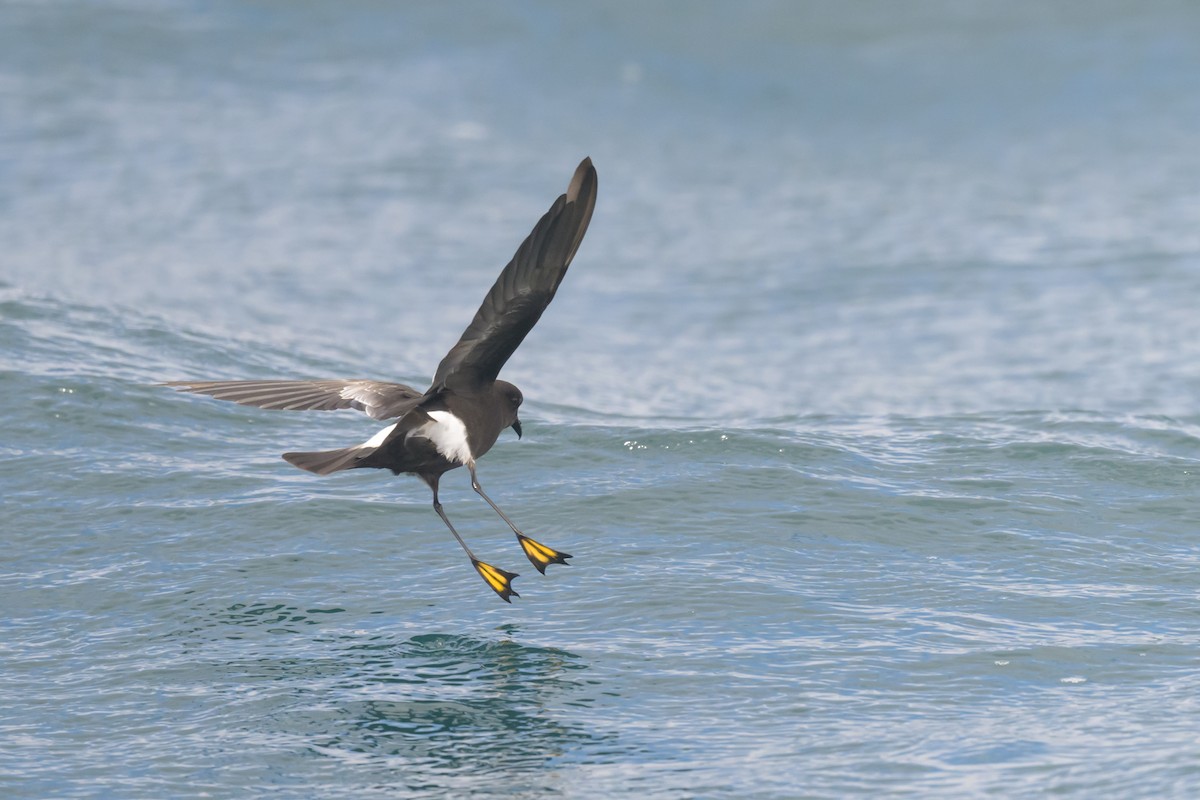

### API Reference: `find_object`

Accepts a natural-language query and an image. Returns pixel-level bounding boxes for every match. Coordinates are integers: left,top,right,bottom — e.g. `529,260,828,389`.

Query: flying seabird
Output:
165,157,598,602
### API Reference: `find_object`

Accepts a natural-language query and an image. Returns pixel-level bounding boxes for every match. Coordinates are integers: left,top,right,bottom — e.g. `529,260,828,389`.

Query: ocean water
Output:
4,2,1200,797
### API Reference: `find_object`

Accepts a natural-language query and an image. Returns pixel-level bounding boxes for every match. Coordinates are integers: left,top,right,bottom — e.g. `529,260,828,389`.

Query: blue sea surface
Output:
4,2,1200,797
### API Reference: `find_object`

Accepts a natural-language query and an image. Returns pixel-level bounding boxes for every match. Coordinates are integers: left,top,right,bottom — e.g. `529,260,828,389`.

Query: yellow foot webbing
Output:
472,559,520,602
517,534,572,574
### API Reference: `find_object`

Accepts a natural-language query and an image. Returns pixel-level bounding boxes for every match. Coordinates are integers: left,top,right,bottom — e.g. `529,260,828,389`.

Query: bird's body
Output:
291,381,519,480
165,159,598,601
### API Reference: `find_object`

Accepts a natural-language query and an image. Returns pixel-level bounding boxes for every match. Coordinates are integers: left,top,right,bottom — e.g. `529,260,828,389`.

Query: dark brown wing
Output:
431,157,597,393
162,379,423,420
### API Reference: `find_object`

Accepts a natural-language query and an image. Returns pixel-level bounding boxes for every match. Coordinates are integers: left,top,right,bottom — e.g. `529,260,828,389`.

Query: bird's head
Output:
496,380,524,439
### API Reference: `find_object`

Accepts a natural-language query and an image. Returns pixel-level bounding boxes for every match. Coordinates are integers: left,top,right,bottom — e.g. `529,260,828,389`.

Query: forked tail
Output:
282,446,375,475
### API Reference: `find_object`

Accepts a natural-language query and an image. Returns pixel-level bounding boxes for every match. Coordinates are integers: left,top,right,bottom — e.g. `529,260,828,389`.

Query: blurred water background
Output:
3,1,1200,797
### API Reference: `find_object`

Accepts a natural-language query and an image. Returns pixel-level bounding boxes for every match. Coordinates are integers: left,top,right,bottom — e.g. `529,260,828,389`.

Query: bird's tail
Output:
282,446,375,475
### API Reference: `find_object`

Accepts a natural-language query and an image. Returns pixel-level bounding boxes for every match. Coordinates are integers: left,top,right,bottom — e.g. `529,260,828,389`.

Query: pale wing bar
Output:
163,379,423,420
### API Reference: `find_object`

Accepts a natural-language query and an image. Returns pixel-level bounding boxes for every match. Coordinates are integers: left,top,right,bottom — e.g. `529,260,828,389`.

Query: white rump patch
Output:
407,410,473,465
360,422,398,449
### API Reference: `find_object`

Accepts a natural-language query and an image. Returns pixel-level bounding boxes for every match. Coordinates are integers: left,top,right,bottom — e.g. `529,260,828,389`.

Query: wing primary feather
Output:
162,379,422,419
431,157,597,391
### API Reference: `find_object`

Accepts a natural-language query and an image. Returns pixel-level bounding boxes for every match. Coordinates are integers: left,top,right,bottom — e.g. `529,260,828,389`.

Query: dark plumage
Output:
166,158,598,601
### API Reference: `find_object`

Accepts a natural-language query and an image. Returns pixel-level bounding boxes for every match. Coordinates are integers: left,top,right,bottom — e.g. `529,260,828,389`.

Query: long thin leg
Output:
425,473,519,602
468,465,572,574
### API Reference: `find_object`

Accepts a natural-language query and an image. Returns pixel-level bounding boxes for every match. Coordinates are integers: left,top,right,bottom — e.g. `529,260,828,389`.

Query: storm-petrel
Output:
165,157,598,601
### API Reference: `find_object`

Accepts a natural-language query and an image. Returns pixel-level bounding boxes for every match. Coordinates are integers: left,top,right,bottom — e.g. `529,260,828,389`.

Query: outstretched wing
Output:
162,379,423,420
431,157,597,393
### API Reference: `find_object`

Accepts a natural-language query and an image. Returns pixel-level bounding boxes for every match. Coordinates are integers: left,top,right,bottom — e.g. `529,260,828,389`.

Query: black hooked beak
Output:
511,417,522,439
